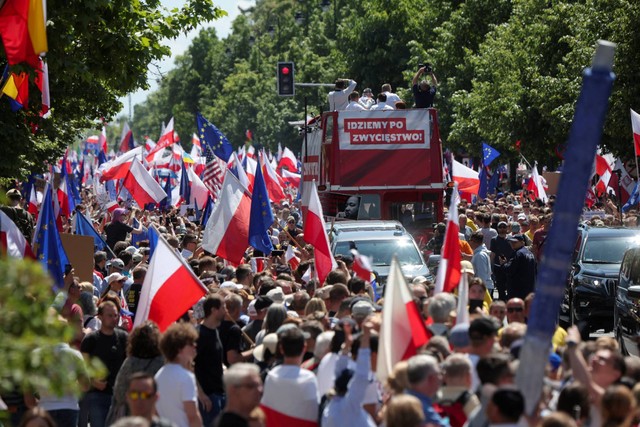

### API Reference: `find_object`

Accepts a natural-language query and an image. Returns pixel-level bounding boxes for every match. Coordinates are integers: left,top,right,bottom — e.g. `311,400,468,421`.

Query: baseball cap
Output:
220,281,243,290
276,323,310,339
108,259,125,271
506,234,525,242
254,296,274,311
107,272,127,284
132,252,143,263
517,213,527,221
498,221,508,228
253,333,278,362
351,300,374,318
6,189,21,199
449,323,471,348
461,260,475,275
266,287,285,303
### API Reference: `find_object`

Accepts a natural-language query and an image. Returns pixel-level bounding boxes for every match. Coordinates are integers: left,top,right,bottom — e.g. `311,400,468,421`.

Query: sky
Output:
117,0,254,120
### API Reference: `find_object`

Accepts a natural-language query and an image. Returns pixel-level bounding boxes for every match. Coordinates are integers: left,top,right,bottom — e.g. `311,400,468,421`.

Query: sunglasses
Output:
128,391,155,400
507,307,524,313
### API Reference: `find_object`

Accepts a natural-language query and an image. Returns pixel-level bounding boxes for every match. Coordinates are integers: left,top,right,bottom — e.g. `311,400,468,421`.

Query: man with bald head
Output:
505,298,525,324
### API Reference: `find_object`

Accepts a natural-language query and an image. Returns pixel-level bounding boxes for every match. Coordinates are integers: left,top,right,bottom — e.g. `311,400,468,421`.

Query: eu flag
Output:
148,225,159,259
34,184,70,290
248,164,275,254
482,142,501,167
196,112,234,162
75,210,114,257
623,182,639,212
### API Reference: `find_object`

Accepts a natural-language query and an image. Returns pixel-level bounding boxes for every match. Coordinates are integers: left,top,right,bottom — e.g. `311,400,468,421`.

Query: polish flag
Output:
201,172,252,265
631,109,640,157
98,126,108,153
434,187,461,294
376,256,430,382
452,159,480,198
277,142,283,162
526,162,549,202
243,156,258,191
144,138,156,154
285,245,300,271
281,169,301,188
133,227,208,332
57,174,73,217
186,166,210,209
351,249,374,282
190,133,202,159
278,147,298,172
122,160,167,207
302,181,336,284
105,201,119,213
28,186,41,216
261,373,318,427
251,257,267,273
260,151,286,203
145,117,175,161
99,147,144,182
0,210,36,259
594,155,612,195
246,145,256,159
119,122,135,153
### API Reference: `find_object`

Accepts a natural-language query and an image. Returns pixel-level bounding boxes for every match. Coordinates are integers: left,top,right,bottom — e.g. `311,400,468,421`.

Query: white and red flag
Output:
434,186,461,294
376,256,430,382
0,210,36,259
527,162,548,202
98,126,108,154
145,117,175,161
631,109,640,157
186,166,210,209
201,172,252,265
278,147,298,172
351,249,374,282
285,245,301,271
119,122,134,153
594,155,612,196
99,147,144,182
452,159,480,198
302,181,336,284
260,151,286,203
122,160,167,207
281,169,301,188
28,186,40,216
133,226,208,332
243,155,257,192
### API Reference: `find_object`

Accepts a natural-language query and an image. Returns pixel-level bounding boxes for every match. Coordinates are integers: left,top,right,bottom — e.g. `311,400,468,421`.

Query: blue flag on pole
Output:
34,184,70,290
148,225,159,259
196,112,234,162
248,164,275,254
75,211,109,252
161,177,172,211
201,195,214,228
623,182,639,212
482,142,501,167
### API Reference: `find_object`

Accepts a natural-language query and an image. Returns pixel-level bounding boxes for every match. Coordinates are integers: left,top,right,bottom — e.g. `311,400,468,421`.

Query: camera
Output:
424,63,432,73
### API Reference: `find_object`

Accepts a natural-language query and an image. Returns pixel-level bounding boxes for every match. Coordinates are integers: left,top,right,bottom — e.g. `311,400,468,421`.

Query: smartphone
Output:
272,250,284,257
469,299,483,314
64,264,73,275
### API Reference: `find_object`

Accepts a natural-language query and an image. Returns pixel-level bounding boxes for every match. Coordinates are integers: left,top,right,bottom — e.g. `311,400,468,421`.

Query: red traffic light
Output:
281,66,290,75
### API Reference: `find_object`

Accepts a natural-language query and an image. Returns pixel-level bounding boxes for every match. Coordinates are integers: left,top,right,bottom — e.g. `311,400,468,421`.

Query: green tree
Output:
0,0,226,182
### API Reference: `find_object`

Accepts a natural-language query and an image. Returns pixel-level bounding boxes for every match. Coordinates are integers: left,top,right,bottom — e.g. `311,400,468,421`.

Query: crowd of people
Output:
327,65,438,112
3,184,640,427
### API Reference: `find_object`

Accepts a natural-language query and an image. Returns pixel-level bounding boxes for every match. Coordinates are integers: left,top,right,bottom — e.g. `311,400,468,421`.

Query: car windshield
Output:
582,236,640,264
335,239,423,267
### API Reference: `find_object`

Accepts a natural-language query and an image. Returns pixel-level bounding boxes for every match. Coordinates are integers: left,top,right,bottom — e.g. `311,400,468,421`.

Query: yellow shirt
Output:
467,219,478,232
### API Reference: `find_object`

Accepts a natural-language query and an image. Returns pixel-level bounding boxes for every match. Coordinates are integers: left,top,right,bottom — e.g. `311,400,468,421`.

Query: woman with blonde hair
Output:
304,297,327,316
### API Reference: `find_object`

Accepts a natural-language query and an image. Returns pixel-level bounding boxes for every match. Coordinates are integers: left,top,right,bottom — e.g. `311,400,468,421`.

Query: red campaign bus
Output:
301,108,445,246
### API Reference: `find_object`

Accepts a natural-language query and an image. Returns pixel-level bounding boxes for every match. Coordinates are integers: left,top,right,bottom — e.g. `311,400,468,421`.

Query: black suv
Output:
564,226,640,334
614,247,640,357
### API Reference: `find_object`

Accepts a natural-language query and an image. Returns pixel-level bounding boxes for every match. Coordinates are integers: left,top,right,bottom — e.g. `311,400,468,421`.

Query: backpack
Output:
1,206,34,242
434,390,472,427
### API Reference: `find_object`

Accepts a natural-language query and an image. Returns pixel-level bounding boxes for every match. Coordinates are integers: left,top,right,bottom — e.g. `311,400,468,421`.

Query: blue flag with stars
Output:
196,112,234,162
482,142,501,167
34,184,70,290
248,164,274,254
623,181,640,212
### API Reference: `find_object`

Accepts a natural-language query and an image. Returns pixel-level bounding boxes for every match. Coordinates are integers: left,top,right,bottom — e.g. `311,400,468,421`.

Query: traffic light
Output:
277,62,295,96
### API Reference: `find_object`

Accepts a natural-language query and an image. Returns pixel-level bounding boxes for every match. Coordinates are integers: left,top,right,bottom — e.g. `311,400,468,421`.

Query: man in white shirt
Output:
381,83,401,109
345,92,366,111
369,93,394,111
328,79,357,111
358,88,375,109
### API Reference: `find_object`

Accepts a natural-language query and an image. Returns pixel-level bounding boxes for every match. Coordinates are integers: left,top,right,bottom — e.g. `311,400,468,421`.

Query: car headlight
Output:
577,276,602,287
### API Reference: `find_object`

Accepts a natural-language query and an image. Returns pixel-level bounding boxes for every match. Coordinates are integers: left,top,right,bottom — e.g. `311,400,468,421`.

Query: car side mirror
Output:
573,263,581,274
628,285,640,300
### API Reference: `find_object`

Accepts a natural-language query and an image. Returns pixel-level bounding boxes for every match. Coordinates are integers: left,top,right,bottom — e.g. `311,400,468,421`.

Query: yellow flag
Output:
28,0,48,55
1,74,19,100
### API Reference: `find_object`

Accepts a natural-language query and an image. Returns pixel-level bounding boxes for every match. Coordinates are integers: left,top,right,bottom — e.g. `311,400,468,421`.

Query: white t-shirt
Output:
328,80,357,111
384,91,401,109
155,363,198,427
370,103,394,111
346,101,366,111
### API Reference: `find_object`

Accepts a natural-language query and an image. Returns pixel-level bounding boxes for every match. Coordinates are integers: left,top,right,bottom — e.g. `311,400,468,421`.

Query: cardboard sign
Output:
60,233,95,283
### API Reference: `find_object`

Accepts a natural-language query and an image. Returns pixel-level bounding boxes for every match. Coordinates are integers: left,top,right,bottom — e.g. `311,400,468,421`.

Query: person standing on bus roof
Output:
412,66,438,108
381,83,401,109
328,78,357,111
345,92,366,111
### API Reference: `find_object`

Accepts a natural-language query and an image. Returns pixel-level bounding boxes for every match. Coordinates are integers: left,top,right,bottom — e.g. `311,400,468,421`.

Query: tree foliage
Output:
0,0,226,181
